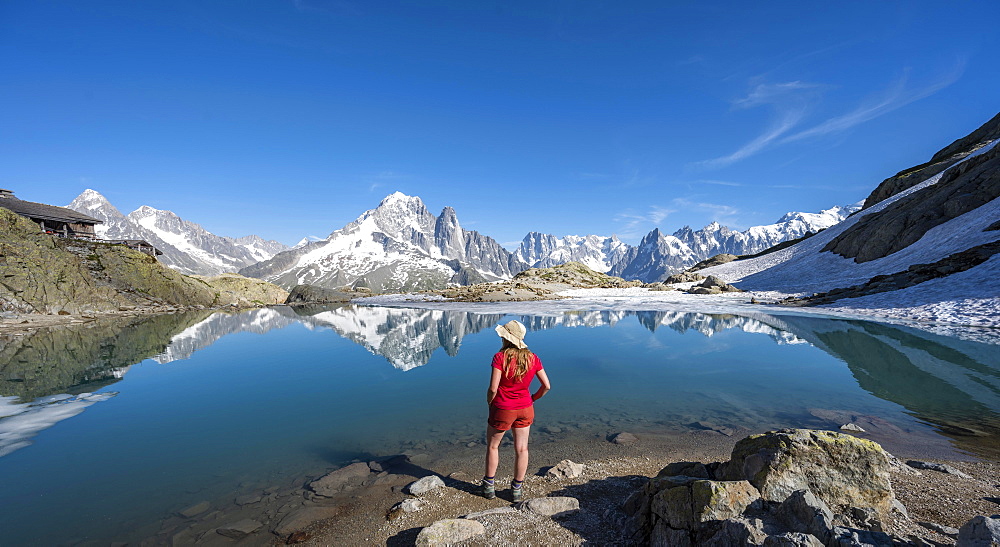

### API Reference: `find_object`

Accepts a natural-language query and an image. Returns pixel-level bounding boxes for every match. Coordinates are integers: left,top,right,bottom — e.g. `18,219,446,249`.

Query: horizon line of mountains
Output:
66,188,858,291
67,189,860,292
67,189,859,292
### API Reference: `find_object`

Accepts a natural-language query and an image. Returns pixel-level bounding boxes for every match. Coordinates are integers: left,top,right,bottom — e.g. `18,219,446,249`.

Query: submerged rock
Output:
309,462,371,496
216,519,261,539
610,432,638,445
177,501,210,518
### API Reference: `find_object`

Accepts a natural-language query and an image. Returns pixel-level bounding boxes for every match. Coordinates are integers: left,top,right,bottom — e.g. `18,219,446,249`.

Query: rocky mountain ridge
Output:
702,111,1000,319
67,189,287,276
514,204,858,283
239,192,528,293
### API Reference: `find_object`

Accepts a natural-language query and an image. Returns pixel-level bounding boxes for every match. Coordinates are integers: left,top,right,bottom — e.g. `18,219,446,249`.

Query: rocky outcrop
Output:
513,261,639,288
190,273,288,306
0,209,217,314
823,143,1000,262
623,429,906,546
718,429,894,518
864,112,1000,208
284,284,369,304
0,208,287,314
686,275,742,294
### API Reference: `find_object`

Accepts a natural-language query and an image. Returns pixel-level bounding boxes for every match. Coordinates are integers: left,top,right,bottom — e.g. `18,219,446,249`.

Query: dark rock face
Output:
863,112,1000,209
284,284,361,304
824,144,999,263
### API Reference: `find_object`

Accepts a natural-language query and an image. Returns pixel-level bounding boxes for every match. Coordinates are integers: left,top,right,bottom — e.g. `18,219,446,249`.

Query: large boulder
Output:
957,515,1000,546
624,430,907,546
718,429,894,520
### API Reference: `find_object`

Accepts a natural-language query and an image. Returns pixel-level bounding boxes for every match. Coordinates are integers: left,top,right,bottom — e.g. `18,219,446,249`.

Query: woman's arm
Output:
486,367,502,405
532,369,551,401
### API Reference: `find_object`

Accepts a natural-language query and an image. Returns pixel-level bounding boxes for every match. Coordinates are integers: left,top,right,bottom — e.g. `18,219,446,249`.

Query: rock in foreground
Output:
415,519,486,545
623,429,904,545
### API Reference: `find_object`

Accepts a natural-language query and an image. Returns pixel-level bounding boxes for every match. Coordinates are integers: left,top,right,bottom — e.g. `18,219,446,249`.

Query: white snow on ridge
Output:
703,140,999,292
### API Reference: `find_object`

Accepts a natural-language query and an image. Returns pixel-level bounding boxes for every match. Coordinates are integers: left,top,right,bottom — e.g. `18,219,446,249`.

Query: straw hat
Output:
495,319,528,349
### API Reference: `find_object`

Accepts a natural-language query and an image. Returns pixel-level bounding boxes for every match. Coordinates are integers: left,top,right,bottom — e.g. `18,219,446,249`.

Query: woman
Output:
481,319,551,502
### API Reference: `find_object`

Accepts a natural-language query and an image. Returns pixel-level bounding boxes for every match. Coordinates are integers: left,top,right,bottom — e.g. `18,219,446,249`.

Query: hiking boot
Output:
480,481,496,500
511,482,523,503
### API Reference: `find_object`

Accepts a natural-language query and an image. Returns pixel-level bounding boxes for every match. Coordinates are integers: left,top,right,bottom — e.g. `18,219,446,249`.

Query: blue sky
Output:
2,1,997,247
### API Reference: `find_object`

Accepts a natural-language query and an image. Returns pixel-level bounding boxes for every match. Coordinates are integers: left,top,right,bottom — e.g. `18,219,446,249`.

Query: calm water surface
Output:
0,304,997,544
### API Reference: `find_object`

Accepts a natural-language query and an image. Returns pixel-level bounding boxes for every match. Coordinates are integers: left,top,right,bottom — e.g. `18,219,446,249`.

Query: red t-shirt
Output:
491,351,543,410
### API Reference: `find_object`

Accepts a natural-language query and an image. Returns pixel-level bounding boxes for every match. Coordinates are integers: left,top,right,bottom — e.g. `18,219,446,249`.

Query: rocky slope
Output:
0,208,287,315
67,189,287,275
702,112,1000,320
240,192,528,293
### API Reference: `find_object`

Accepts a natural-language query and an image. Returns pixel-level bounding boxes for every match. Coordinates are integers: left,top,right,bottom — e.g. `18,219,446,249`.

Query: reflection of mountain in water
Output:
770,314,1000,459
153,308,298,363
521,311,805,345
290,305,504,371
0,311,219,458
0,311,214,401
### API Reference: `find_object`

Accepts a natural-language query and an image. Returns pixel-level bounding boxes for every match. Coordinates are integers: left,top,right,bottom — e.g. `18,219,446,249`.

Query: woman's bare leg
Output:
512,425,531,481
485,426,505,478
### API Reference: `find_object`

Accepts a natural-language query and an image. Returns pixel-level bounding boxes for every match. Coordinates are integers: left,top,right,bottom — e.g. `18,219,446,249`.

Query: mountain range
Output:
64,188,857,290
66,189,288,276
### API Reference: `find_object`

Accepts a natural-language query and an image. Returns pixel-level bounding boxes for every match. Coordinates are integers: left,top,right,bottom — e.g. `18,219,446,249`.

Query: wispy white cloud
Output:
781,61,966,143
697,59,965,169
694,81,820,169
614,205,677,239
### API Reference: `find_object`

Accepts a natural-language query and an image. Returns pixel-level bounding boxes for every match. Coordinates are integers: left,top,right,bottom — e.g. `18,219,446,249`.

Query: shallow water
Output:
0,304,997,544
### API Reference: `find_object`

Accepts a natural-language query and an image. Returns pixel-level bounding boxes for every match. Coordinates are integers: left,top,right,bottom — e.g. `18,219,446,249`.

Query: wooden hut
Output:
0,188,103,239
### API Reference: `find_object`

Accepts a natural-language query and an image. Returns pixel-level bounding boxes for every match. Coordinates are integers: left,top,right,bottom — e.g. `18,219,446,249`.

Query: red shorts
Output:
488,405,534,431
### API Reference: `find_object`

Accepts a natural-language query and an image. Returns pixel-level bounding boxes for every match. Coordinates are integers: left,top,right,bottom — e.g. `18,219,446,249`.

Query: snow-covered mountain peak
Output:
66,190,288,275
73,188,113,208
349,192,436,239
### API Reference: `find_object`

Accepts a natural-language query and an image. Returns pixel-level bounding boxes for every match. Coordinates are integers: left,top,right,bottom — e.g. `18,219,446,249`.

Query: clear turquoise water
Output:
0,305,997,544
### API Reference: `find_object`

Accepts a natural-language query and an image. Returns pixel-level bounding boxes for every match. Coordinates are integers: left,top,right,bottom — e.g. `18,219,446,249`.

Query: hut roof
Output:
0,193,102,225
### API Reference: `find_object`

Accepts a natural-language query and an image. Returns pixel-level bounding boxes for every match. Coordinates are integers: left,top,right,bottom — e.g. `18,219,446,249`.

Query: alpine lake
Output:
1,302,998,544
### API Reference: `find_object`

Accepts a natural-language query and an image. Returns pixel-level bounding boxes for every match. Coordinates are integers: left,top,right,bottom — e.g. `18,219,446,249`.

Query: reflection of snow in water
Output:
0,392,117,458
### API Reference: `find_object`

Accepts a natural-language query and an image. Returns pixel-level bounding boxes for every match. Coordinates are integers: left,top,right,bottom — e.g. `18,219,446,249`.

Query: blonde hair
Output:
500,339,534,381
